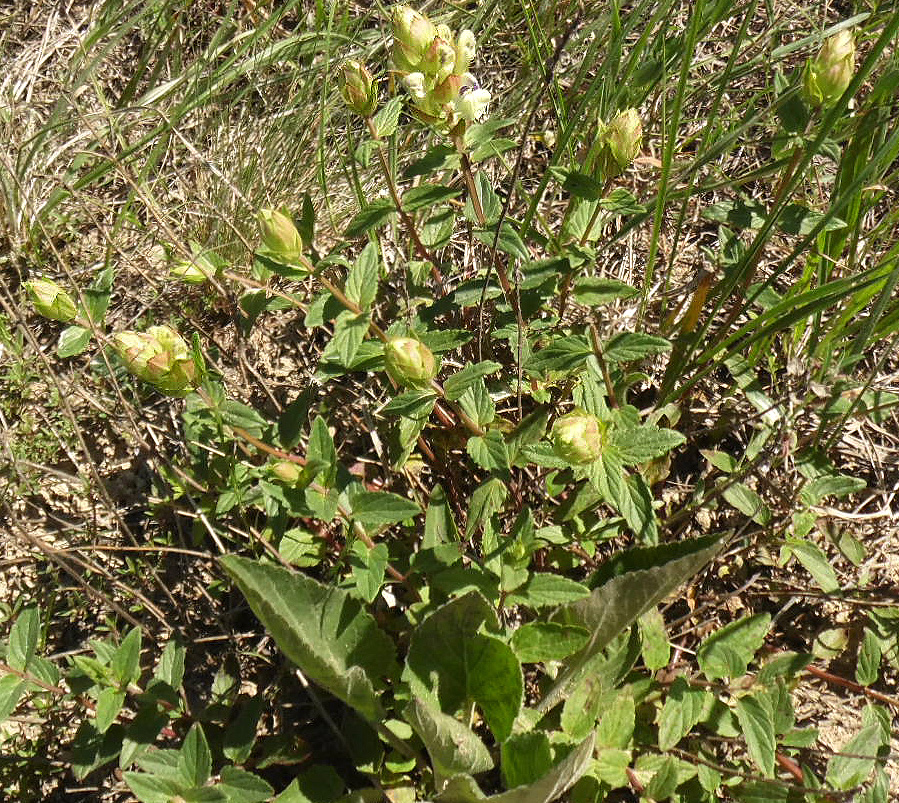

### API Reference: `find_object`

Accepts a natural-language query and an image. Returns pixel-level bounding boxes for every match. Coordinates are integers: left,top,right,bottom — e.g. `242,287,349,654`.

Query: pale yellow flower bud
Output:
338,59,378,117
257,208,304,263
112,325,198,397
384,337,437,387
24,278,78,323
552,412,606,465
802,29,855,107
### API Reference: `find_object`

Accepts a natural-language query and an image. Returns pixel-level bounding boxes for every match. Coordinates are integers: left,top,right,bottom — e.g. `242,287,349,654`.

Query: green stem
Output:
366,117,445,291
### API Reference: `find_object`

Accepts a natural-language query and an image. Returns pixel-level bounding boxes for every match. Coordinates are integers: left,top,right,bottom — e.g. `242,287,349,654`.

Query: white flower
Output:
402,72,427,100
454,86,491,122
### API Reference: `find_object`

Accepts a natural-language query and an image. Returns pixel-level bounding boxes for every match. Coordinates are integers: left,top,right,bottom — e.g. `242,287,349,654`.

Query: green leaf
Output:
123,773,184,803
609,425,685,464
178,723,212,788
596,690,635,749
658,678,709,750
800,474,866,505
307,416,337,487
219,766,275,803
735,695,776,777
345,242,379,309
617,473,658,544
120,705,168,768
722,481,771,525
467,431,510,474
154,638,186,689
702,199,767,229
603,332,670,362
221,399,269,438
349,490,420,528
458,380,496,428
345,200,395,239
220,557,397,721
84,264,114,324
112,627,142,686
572,277,638,305
525,336,592,375
58,325,91,358
487,733,595,803
223,695,265,765
505,574,590,609
856,628,882,686
373,96,403,137
7,607,39,671
698,614,771,681
350,542,388,603
423,484,459,547
403,591,523,743
826,723,882,790
475,222,530,262
321,310,369,368
381,390,437,417
778,203,846,236
643,755,680,801
784,538,840,594
511,623,590,663
638,608,670,671
542,536,720,714
501,732,553,790
404,145,459,178
598,188,645,215
404,696,494,784
95,688,126,734
402,184,462,212
0,674,25,722
444,361,503,401
561,170,606,200
464,172,501,224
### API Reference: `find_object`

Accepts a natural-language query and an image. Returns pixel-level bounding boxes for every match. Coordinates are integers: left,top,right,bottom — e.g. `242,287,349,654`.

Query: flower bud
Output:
257,208,304,263
420,37,457,83
431,73,462,104
338,59,378,117
24,278,78,323
597,108,642,180
392,5,436,73
271,460,302,484
171,251,218,285
802,29,855,107
384,337,437,387
112,325,198,397
403,71,428,101
552,412,605,465
454,30,476,75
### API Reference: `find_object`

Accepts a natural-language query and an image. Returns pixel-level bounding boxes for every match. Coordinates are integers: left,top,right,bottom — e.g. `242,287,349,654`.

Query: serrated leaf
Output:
826,723,882,790
658,678,709,750
112,627,142,686
444,361,503,401
95,687,126,734
505,574,590,609
423,484,459,547
402,184,462,212
698,614,771,681
510,623,590,663
467,431,509,474
603,332,670,362
475,222,530,262
381,390,437,417
596,690,635,748
561,170,605,200
800,474,866,505
0,675,25,722
856,628,882,686
702,200,767,229
349,490,420,528
572,277,638,305
345,242,379,309
458,380,496,428
735,695,776,776
373,96,403,137
321,310,369,368
501,731,553,790
123,772,184,803
345,200,395,239
722,481,771,525
598,188,645,215
638,608,670,671
58,325,92,357
7,607,39,671
220,557,397,722
464,172,501,224
178,723,212,787
609,425,685,464
405,696,493,784
784,538,840,594
403,591,523,743
218,766,275,803
778,203,846,236
525,336,592,375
